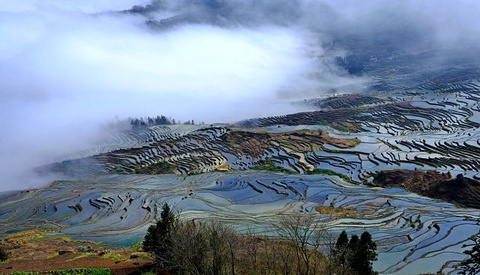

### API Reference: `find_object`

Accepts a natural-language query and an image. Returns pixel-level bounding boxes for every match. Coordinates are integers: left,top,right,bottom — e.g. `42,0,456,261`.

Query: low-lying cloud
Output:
0,0,328,191
1,0,479,191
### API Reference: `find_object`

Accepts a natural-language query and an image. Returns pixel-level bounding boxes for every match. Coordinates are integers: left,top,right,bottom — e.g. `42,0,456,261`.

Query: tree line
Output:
130,115,175,129
143,204,378,275
130,116,200,129
101,115,203,131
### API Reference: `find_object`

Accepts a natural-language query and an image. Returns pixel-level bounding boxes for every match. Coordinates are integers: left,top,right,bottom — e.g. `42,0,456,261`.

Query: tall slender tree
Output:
143,203,176,269
0,246,7,262
460,231,480,275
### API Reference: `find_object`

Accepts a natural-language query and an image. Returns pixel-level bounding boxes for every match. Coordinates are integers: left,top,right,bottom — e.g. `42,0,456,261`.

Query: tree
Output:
336,230,349,248
348,234,361,273
143,203,177,269
276,214,326,275
170,220,209,275
207,221,229,275
331,231,377,275
244,230,259,272
357,232,378,275
0,246,7,262
224,226,240,275
460,231,480,275
335,231,349,262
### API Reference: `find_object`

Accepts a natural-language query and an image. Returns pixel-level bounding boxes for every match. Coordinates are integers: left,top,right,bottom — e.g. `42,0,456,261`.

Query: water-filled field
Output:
3,88,480,274
1,172,478,274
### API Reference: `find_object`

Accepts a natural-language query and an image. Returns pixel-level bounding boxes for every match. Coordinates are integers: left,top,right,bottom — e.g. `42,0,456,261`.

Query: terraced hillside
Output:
45,89,480,185
3,90,480,275
1,172,478,274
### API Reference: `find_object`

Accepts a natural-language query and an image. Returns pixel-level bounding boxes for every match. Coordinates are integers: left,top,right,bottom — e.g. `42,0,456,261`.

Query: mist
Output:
1,0,479,191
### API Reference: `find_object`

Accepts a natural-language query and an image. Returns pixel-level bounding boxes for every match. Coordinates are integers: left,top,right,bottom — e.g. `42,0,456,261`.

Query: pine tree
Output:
332,231,378,275
336,230,349,248
357,231,378,275
143,203,176,268
334,230,349,267
460,231,480,275
0,246,7,262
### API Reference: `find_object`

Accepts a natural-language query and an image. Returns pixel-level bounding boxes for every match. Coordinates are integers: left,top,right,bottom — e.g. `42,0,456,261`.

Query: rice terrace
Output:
1,0,480,274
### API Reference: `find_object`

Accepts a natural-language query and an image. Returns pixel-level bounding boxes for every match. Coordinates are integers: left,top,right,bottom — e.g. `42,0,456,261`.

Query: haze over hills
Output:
1,0,480,274
2,0,480,191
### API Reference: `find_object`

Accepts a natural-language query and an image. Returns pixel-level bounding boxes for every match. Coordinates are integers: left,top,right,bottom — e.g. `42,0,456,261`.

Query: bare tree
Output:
277,240,294,275
244,229,260,273
170,220,209,275
276,213,327,275
225,226,241,275
207,221,230,275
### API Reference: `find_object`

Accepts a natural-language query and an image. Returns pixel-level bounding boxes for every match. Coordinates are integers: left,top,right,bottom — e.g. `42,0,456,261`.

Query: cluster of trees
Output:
0,245,7,262
143,204,378,275
460,230,480,275
129,116,201,129
102,115,203,131
130,115,176,129
330,231,377,275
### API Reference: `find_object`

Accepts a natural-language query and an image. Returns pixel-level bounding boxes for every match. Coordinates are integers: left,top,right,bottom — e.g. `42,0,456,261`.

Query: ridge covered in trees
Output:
129,115,175,129
129,116,199,129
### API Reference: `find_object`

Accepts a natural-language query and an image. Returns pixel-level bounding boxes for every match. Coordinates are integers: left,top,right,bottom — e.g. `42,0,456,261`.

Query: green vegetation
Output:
11,268,111,275
143,203,176,267
144,203,377,275
130,240,144,252
101,253,123,261
129,115,175,129
134,161,177,174
72,252,96,260
331,230,378,275
46,252,59,259
251,160,296,174
32,232,71,242
459,230,480,275
0,245,7,262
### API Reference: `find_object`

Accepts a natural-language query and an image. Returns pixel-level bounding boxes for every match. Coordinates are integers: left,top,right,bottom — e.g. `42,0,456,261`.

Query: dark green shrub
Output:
0,245,8,261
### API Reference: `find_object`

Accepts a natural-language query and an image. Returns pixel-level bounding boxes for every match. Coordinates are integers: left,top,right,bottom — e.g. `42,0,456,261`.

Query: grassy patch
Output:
46,252,59,259
251,161,296,174
71,252,96,261
101,253,123,261
130,241,143,252
34,235,71,242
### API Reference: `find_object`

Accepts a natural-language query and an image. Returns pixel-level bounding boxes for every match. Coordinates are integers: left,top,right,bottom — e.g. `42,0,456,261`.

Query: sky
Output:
0,0,479,191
